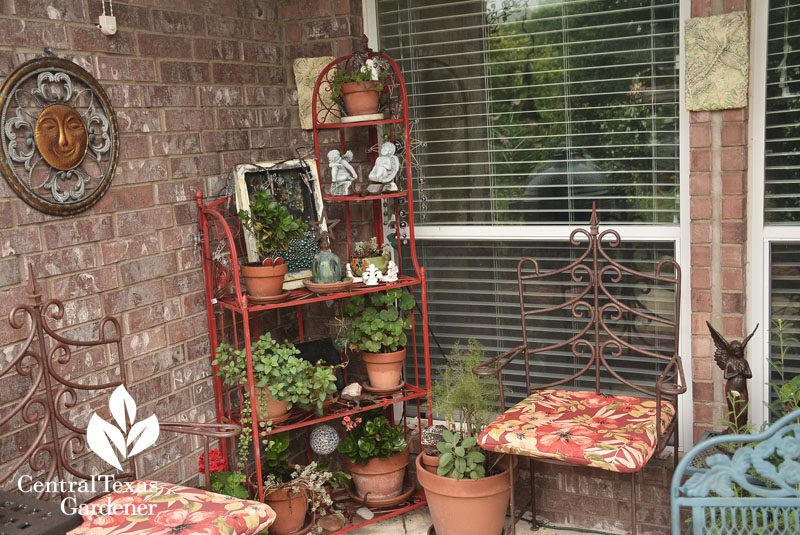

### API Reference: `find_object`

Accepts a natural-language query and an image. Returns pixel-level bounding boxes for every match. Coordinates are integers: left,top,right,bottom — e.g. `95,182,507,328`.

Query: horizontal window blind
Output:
769,243,800,414
404,239,677,407
378,0,680,225
765,1,800,223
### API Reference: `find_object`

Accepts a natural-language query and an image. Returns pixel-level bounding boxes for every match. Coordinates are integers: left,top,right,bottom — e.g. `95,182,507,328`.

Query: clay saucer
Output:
346,479,415,507
303,278,353,295
361,380,404,395
271,516,314,535
247,291,290,304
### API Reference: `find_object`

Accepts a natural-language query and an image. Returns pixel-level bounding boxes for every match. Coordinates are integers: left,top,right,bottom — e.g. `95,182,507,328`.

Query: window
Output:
376,0,684,413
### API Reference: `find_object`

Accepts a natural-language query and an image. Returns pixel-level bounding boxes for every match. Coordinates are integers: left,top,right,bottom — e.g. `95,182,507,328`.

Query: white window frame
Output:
366,0,693,451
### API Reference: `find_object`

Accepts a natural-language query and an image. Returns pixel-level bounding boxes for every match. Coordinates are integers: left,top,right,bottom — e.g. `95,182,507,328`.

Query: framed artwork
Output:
233,159,326,270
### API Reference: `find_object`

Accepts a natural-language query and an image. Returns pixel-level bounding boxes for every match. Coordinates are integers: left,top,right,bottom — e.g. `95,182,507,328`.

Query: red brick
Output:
202,130,250,152
0,258,21,287
722,270,744,291
721,221,745,243
116,109,162,133
93,184,155,213
87,2,151,30
251,128,289,148
694,425,714,443
0,227,41,256
722,292,743,313
116,208,173,237
690,221,711,243
106,84,144,108
118,160,169,185
42,217,112,249
690,198,712,220
287,42,333,61
120,253,178,286
692,313,712,335
690,124,711,148
14,200,59,225
212,63,257,84
722,122,745,146
179,248,202,271
335,0,352,15
186,335,211,361
193,38,241,61
97,57,157,82
161,61,210,84
141,85,196,107
722,316,743,338
253,21,281,42
256,65,286,85
151,133,202,156
182,291,205,315
14,0,86,21
691,268,711,290
690,110,711,122
690,150,711,172
174,203,199,226
129,345,186,383
722,172,744,195
282,0,332,20
137,34,193,59
692,291,712,312
206,16,251,39
722,197,744,219
243,42,282,64
245,87,283,106
171,155,220,179
159,226,196,252
721,245,743,267
0,50,14,77
692,355,713,379
721,148,746,171
120,135,151,159
153,9,206,34
69,27,136,54
164,109,215,131
691,245,711,267
287,23,302,42
0,19,68,49
125,299,182,333
199,86,244,107
693,381,713,402
722,108,746,121
217,109,259,129
49,267,118,300
101,234,160,265
259,108,290,127
166,314,208,345
693,402,714,425
0,202,13,229
103,280,164,315
163,271,204,298
157,179,205,205
29,246,96,277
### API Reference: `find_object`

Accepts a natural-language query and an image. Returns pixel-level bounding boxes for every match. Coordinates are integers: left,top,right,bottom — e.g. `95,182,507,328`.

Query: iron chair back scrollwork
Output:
670,408,800,535
0,266,275,534
474,206,687,535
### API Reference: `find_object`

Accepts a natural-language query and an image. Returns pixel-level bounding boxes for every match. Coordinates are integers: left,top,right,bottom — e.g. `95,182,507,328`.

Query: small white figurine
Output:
329,149,357,196
362,264,382,286
382,260,398,282
367,142,400,194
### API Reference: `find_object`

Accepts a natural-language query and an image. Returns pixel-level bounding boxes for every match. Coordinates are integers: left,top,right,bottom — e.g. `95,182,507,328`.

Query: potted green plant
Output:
349,237,392,277
238,190,308,297
260,461,334,535
330,52,389,117
415,339,512,535
342,287,416,391
338,413,408,500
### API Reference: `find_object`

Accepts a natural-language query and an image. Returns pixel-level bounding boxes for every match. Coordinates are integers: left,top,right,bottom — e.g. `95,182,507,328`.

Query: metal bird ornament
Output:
706,321,758,433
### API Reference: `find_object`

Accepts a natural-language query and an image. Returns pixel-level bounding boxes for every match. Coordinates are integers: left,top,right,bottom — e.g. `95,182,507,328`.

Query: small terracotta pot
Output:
350,255,389,277
346,447,409,499
416,454,514,535
255,387,289,422
420,451,440,473
341,81,381,116
362,349,405,389
263,486,308,535
241,262,288,297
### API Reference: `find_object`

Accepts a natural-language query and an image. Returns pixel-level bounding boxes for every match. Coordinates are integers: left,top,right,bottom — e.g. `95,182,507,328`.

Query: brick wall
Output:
0,0,364,486
688,0,750,442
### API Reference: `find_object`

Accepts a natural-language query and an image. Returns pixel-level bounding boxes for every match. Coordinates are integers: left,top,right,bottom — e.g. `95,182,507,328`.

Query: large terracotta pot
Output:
241,262,288,297
346,447,409,500
362,349,405,389
263,486,308,535
341,81,381,116
255,387,289,422
416,453,513,535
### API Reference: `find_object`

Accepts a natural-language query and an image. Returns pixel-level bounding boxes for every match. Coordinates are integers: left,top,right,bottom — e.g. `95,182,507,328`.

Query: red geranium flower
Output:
198,449,226,474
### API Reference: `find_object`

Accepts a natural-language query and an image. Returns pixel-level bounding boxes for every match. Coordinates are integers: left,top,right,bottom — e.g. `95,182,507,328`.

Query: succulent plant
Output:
436,429,485,480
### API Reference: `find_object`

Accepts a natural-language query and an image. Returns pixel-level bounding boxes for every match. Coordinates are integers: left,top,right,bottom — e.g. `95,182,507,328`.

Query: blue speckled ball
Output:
309,424,339,455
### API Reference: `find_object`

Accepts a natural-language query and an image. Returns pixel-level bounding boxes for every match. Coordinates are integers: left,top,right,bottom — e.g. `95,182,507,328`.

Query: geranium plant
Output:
338,413,407,464
342,288,416,353
198,449,248,499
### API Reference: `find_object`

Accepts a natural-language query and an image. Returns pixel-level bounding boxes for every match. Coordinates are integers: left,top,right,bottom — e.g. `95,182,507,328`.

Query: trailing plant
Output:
238,190,307,262
342,288,416,353
262,462,334,535
338,414,407,464
352,237,392,258
436,429,486,480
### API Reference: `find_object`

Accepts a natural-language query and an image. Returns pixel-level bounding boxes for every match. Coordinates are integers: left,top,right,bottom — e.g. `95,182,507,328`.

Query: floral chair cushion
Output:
67,480,276,535
478,389,675,473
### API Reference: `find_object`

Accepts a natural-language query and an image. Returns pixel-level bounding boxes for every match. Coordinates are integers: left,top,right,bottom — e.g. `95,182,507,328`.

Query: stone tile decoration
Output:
293,56,337,129
685,11,749,111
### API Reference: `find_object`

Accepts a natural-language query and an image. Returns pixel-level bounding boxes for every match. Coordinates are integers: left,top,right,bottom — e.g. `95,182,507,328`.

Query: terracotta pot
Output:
346,447,409,500
241,262,288,297
349,255,389,277
416,453,512,535
263,486,308,535
255,387,290,422
341,81,381,116
362,349,405,389
420,451,440,473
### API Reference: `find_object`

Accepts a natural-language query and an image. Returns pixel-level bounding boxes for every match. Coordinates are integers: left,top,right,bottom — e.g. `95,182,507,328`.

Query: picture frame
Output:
233,158,326,268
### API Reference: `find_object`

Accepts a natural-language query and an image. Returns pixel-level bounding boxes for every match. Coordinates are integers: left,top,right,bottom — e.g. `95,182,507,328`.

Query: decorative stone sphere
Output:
310,424,339,455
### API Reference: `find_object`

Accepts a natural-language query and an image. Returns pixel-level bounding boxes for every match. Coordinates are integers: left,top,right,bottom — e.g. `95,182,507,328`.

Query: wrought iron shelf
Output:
322,191,408,202
315,117,404,129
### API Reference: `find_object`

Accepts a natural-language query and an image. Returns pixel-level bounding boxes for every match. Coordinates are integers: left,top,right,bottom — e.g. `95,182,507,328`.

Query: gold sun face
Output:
35,104,89,171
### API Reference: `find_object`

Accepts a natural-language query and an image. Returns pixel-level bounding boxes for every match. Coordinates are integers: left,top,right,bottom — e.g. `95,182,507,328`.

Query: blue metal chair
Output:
670,408,800,535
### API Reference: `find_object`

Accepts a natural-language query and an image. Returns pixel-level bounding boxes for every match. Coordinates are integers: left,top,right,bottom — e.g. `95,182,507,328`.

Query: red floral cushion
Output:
478,389,675,473
67,480,275,535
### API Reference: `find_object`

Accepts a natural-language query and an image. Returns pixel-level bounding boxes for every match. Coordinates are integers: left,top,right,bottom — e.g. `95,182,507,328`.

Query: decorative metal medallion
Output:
0,57,118,215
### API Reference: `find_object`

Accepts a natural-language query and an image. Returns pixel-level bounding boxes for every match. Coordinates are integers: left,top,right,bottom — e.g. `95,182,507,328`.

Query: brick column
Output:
688,0,750,441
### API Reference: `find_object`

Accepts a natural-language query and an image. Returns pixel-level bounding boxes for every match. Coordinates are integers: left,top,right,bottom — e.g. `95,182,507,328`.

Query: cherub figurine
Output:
707,321,758,433
367,141,400,193
329,149,357,196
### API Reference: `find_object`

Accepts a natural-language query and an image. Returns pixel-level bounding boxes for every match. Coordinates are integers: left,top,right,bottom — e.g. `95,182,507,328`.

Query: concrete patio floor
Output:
350,507,588,535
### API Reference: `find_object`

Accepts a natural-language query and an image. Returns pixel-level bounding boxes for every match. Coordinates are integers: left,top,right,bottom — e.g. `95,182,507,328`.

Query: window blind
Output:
769,243,800,412
765,1,800,223
378,0,680,225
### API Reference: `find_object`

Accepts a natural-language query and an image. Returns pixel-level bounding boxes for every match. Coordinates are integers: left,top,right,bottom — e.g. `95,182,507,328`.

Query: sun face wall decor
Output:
0,57,119,216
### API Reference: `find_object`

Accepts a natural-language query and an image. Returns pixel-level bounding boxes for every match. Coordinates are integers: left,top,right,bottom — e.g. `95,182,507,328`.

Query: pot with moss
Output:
349,237,392,277
343,288,415,391
238,190,308,297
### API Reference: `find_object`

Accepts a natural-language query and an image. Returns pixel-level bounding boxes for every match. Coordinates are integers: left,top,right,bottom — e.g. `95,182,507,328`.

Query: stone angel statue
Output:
706,321,758,432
